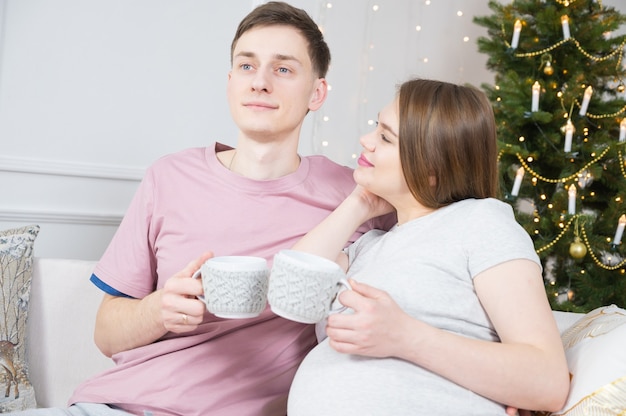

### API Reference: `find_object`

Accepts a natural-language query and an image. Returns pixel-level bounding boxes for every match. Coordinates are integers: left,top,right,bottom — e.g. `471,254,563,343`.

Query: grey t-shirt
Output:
288,198,540,416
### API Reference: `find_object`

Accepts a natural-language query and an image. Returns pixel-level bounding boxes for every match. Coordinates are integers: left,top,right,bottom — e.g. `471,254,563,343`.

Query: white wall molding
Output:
0,208,122,226
0,155,144,181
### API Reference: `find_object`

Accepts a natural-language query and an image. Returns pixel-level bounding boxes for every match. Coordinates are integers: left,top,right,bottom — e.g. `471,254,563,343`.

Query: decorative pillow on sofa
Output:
0,224,39,412
551,304,626,415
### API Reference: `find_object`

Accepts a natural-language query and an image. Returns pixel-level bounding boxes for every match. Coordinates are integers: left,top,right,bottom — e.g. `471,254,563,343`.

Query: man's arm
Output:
94,252,212,357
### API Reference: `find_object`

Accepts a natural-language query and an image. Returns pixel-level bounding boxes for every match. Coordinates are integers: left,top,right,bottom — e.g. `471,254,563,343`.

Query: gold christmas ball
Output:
544,63,554,76
569,238,587,259
618,83,625,93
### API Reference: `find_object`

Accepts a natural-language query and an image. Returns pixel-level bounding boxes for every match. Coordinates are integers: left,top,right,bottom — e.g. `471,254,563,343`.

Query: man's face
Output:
227,25,326,142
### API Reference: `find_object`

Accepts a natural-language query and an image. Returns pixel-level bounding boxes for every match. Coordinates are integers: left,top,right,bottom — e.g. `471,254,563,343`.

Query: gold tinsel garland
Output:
571,101,626,119
581,223,626,270
619,149,626,179
512,147,611,184
513,37,625,68
535,215,626,270
495,2,626,271
498,145,626,269
536,215,579,254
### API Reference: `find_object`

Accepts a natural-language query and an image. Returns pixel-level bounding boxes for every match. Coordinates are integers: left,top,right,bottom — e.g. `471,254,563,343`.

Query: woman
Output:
287,79,569,415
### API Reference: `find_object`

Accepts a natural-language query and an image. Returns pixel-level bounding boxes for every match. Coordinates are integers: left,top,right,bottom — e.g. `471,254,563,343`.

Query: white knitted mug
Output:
268,250,351,324
192,256,269,319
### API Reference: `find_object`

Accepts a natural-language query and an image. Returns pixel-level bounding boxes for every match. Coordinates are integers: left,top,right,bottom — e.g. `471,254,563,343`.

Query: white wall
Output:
1,0,622,259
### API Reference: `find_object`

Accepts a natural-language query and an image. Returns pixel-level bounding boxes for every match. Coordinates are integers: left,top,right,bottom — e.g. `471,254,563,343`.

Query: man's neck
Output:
220,139,301,180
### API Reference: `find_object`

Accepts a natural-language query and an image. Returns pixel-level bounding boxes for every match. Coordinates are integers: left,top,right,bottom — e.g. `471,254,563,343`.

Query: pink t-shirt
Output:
70,143,390,416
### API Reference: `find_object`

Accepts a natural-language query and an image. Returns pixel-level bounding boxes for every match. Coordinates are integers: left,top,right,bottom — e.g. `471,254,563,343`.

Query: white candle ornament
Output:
620,119,626,142
511,167,525,196
568,184,576,215
612,214,626,245
579,86,593,116
511,20,522,49
531,81,540,112
564,119,575,152
561,15,571,39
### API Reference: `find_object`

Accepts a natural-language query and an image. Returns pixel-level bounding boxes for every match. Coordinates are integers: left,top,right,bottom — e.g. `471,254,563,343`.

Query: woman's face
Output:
354,98,410,202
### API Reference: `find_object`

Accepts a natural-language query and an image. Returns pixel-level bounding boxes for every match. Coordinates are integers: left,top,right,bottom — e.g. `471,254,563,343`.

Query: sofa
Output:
21,258,626,413
27,258,113,408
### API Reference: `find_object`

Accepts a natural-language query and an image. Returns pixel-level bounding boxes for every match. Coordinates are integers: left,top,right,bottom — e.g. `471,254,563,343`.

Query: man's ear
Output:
308,78,328,112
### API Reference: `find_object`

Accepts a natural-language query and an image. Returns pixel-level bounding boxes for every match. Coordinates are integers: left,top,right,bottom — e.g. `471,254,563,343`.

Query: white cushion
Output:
553,310,584,334
552,304,626,415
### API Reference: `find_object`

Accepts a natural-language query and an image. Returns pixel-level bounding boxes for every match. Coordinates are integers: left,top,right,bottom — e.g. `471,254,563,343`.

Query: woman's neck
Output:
394,200,437,226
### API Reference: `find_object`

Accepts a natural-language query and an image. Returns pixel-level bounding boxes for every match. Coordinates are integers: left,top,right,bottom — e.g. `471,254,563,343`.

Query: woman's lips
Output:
357,154,374,167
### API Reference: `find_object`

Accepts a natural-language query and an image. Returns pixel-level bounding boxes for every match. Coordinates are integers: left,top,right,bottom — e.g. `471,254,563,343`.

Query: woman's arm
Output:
415,259,568,410
327,259,569,412
292,186,393,269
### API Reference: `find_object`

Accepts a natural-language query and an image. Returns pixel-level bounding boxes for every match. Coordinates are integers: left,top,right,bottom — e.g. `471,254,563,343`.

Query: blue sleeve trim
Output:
90,273,134,298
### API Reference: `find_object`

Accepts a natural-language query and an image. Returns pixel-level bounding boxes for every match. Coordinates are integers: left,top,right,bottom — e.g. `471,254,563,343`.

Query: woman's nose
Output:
359,130,376,151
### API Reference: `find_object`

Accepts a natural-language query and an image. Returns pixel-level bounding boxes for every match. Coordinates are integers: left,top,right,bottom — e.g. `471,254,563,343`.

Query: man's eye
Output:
241,64,252,70
278,67,290,74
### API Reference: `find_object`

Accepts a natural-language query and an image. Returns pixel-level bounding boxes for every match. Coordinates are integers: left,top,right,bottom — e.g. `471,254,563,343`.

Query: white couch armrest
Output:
27,258,114,408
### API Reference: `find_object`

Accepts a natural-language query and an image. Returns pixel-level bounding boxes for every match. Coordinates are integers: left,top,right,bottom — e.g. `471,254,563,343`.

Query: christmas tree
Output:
474,0,626,312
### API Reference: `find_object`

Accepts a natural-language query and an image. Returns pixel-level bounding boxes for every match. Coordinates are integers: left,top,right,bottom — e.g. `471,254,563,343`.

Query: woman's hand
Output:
348,185,395,221
325,278,413,358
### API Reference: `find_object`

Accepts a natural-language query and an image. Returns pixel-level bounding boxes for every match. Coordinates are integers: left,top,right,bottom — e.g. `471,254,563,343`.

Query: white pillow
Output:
551,304,626,415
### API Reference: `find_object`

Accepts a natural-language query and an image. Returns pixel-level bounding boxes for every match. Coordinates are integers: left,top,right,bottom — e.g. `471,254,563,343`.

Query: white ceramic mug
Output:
192,256,269,319
267,249,351,324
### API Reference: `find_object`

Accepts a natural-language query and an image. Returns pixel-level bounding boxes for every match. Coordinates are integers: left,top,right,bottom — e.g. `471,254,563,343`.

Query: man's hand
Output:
161,251,213,333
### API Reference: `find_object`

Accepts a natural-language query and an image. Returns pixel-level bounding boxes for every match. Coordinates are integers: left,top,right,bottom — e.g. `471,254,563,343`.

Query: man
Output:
16,2,392,415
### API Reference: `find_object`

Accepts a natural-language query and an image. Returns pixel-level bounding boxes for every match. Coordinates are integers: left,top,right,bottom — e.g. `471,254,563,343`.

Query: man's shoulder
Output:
146,147,207,173
153,147,205,165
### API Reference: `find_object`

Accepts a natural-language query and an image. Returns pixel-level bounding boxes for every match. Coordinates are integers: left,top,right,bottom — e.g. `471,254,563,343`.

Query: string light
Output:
311,2,619,168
